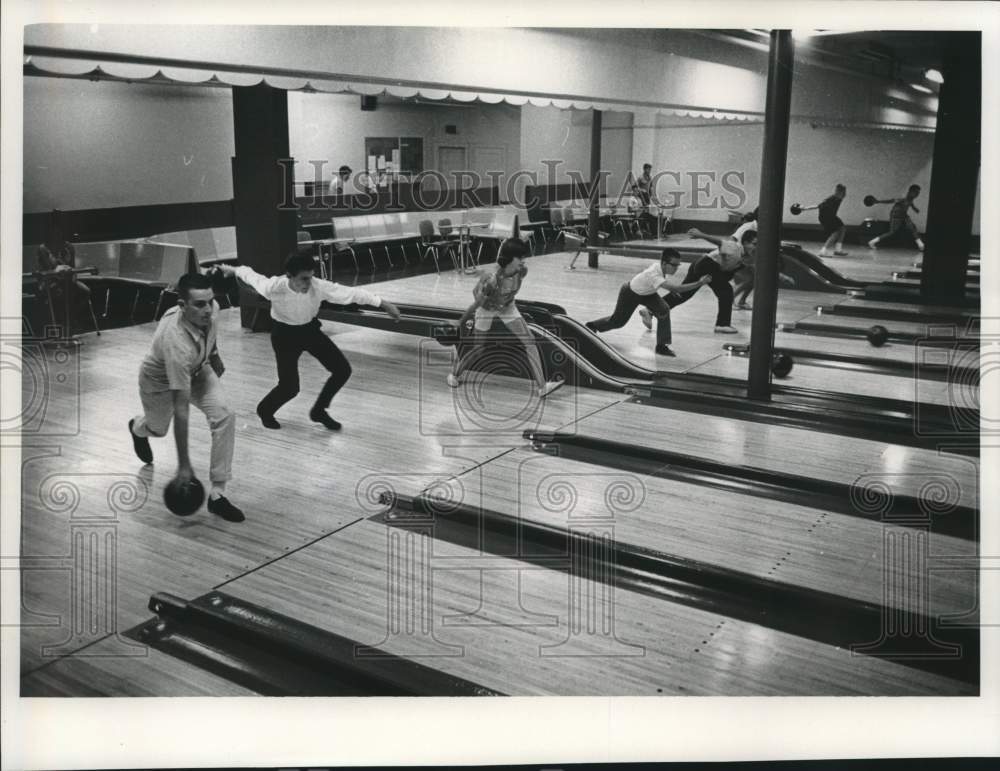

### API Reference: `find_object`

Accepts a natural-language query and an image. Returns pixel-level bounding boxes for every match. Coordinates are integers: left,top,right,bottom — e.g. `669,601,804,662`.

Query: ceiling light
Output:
924,68,944,84
911,83,933,94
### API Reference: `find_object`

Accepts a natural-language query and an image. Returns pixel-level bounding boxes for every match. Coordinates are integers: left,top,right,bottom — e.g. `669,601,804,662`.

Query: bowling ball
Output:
863,194,877,207
164,476,205,516
771,353,794,378
789,203,802,216
213,266,240,295
867,325,889,347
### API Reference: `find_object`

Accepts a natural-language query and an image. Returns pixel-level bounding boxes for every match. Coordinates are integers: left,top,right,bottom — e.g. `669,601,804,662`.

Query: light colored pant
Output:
133,366,235,483
473,302,521,331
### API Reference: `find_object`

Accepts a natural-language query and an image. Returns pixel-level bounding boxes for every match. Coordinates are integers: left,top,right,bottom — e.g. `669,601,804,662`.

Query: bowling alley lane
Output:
216,518,974,696
570,400,979,512
683,350,979,410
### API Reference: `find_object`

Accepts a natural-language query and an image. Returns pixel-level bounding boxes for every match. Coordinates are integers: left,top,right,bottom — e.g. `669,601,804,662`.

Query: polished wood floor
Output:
18,242,981,696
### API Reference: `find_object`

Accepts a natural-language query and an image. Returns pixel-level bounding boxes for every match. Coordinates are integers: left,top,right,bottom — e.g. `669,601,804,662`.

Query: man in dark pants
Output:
665,227,758,334
220,252,401,430
587,248,709,357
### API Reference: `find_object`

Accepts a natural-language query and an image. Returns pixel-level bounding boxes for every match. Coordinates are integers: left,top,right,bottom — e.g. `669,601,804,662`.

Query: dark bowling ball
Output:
867,325,890,347
789,203,802,216
164,476,205,516
863,194,877,207
210,267,227,293
771,353,794,378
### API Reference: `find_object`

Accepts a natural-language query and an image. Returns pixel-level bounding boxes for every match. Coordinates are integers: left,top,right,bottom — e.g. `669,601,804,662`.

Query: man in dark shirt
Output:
799,184,848,257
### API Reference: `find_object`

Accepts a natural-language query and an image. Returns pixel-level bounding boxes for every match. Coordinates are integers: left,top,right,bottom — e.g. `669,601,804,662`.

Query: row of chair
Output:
324,206,544,275
548,198,673,241
21,202,554,335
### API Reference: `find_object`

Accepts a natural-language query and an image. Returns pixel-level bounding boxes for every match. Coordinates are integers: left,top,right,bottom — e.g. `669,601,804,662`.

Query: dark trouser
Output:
820,216,844,238
734,266,754,304
666,256,735,327
258,318,352,417
589,283,673,345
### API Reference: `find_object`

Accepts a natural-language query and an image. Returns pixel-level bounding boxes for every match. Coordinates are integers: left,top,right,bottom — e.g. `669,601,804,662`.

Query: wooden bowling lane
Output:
428,449,976,621
20,636,257,696
825,298,980,321
685,350,979,411
18,309,621,676
799,246,924,283
572,401,979,512
628,236,712,254
215,518,972,695
769,327,979,368
790,310,979,340
361,251,848,375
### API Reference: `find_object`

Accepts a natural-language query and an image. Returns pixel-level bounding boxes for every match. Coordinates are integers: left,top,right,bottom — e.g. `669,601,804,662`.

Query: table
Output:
456,223,491,273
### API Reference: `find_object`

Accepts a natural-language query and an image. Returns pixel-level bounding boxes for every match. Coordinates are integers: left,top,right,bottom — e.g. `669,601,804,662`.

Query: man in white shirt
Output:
218,252,401,431
328,165,376,197
586,249,710,357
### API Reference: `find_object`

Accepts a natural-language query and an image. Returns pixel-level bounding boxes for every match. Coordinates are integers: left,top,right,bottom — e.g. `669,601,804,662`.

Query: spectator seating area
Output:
22,240,199,335
147,227,238,266
548,197,674,241
327,205,535,275
20,204,545,335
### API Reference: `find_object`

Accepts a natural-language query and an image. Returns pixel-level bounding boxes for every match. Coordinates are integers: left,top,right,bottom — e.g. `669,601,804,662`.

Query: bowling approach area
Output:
19,240,982,697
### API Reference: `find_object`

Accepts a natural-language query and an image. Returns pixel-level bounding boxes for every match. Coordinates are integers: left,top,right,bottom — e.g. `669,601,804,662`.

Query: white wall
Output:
23,77,234,213
519,106,632,200
784,125,936,230
288,92,521,192
645,120,980,235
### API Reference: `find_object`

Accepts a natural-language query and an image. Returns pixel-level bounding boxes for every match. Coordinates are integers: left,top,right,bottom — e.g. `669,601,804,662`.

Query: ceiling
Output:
724,29,968,85
803,31,947,71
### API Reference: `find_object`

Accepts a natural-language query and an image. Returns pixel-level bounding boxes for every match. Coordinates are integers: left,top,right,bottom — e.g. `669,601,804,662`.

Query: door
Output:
437,145,468,190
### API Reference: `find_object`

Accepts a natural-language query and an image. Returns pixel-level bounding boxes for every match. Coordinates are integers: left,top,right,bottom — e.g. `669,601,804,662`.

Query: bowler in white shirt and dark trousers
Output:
219,252,401,431
586,249,710,357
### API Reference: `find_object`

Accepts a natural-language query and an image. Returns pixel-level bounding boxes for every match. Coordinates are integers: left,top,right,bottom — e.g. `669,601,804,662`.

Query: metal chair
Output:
551,207,585,246
418,219,457,273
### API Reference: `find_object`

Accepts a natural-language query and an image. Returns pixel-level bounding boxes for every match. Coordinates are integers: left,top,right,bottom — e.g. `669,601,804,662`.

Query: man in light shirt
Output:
218,252,401,431
586,248,710,357
328,165,376,197
127,272,244,522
